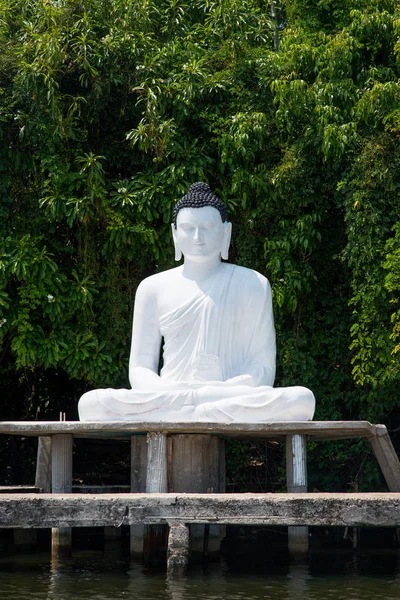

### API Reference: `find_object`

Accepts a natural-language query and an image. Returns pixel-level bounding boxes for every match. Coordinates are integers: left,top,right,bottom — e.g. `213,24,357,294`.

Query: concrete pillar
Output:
167,523,189,576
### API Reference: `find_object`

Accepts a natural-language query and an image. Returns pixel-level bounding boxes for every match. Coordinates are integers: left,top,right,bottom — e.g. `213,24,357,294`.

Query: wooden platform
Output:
1,419,399,572
1,419,398,493
0,420,382,440
0,492,399,528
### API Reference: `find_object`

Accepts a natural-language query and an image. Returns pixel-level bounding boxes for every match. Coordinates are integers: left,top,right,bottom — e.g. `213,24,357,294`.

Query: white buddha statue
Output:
78,183,315,422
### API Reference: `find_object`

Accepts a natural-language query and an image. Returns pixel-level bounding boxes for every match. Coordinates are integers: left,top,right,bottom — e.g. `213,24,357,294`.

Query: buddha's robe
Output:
78,265,315,422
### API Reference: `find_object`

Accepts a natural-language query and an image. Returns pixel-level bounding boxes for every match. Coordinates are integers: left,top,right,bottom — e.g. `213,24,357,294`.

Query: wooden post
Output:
51,434,73,556
130,435,147,557
14,436,48,551
146,432,167,493
35,436,52,493
167,523,189,576
286,434,308,557
370,425,400,543
169,434,225,558
144,432,168,564
14,436,49,551
370,426,400,492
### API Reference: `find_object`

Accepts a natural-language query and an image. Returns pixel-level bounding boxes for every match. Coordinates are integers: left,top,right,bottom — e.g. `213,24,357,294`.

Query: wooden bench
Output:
0,420,399,569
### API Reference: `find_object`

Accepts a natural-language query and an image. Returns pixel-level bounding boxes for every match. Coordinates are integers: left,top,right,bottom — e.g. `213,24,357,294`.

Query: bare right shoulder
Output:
135,267,182,299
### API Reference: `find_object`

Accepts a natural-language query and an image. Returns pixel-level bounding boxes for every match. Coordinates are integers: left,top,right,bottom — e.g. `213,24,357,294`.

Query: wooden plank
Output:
169,434,224,493
286,434,308,556
0,493,399,528
72,485,130,493
35,436,52,493
370,426,400,492
131,436,147,492
51,434,72,556
169,434,225,555
130,435,147,557
286,435,307,493
145,433,168,564
0,486,40,493
0,421,378,440
52,434,72,494
146,433,167,493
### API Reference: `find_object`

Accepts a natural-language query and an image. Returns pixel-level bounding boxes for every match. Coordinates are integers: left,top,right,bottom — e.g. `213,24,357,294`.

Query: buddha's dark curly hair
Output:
173,182,229,228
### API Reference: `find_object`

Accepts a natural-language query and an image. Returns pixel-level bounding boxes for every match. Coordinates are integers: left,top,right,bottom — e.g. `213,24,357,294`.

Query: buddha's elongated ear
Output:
171,224,182,261
221,221,232,260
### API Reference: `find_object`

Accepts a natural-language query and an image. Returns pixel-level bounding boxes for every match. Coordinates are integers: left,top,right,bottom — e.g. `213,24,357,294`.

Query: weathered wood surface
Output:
169,434,225,493
52,434,72,494
73,485,131,493
144,433,168,564
0,420,380,441
146,433,168,493
168,434,225,555
35,436,51,493
370,426,400,492
0,486,41,493
0,493,399,528
130,435,147,556
286,435,307,494
286,434,308,555
131,436,147,493
51,434,73,555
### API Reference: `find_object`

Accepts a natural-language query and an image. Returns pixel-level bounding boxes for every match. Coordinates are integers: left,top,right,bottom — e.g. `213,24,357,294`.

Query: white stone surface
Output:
78,205,315,422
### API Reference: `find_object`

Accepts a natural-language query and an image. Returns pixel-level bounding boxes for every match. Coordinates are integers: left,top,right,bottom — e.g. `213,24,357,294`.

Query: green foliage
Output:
0,0,399,490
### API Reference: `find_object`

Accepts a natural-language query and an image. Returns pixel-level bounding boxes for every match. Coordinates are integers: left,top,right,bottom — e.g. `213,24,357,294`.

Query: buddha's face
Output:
173,206,231,262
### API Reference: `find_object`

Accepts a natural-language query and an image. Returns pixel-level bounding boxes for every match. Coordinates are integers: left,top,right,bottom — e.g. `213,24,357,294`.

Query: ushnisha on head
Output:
173,182,229,228
172,182,232,262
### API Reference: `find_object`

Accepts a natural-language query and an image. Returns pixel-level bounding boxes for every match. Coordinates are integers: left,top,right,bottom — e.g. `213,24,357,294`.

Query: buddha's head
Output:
172,183,232,262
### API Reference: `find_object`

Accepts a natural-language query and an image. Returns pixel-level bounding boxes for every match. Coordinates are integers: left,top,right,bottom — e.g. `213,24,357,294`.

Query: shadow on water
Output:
1,547,400,600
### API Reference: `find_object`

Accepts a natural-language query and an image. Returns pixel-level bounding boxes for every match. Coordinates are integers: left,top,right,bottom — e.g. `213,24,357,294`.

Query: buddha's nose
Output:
194,227,203,241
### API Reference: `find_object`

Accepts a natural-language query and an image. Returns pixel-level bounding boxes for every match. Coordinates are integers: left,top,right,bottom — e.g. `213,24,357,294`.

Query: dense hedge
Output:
0,0,399,490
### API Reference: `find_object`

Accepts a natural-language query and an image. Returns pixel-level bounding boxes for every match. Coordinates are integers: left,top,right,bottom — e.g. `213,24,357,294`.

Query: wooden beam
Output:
0,421,379,440
370,426,400,492
0,493,399,528
0,486,40,493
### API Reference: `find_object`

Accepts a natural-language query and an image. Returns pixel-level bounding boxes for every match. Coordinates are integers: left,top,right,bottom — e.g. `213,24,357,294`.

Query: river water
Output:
1,548,399,600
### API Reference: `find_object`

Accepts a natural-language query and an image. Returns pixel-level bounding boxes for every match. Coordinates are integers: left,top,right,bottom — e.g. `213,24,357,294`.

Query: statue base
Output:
130,433,225,561
169,433,225,558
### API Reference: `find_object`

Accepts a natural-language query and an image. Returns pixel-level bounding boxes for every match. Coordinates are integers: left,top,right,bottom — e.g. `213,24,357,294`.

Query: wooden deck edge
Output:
0,492,399,529
0,420,379,439
0,486,41,494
